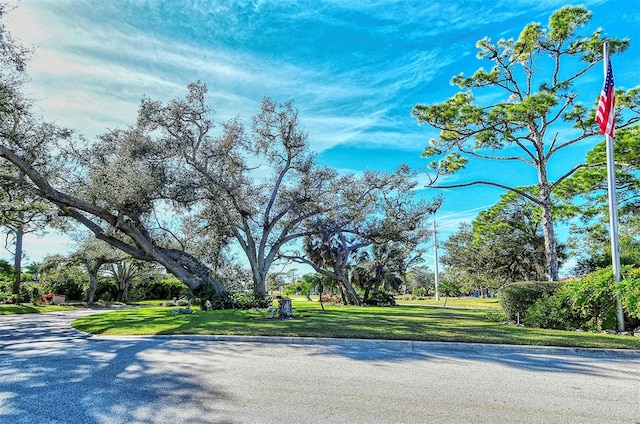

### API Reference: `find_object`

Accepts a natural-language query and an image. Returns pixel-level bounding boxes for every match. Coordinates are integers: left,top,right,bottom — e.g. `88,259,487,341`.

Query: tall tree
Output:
557,125,640,274
105,259,157,303
441,223,495,293
291,166,437,305
353,242,413,302
442,192,556,291
472,191,553,282
412,6,638,280
0,4,62,296
0,169,58,295
66,236,128,303
138,88,360,294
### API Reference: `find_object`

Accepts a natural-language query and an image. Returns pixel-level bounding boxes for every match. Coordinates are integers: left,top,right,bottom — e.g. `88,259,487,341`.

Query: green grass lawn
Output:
396,296,501,309
72,299,640,350
0,304,82,314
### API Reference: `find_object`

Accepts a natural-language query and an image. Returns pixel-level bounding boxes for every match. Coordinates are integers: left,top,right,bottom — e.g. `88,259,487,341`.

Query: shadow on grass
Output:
0,304,44,314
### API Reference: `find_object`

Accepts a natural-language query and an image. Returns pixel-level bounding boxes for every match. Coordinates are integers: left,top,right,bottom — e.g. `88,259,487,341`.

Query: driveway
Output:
1,310,639,423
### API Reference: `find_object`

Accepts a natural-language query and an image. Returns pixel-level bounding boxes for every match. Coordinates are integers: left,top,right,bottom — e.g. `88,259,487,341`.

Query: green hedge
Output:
525,267,640,331
498,281,564,321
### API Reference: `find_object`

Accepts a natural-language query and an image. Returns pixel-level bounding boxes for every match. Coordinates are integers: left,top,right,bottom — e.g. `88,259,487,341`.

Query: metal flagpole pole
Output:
602,41,625,332
433,218,440,302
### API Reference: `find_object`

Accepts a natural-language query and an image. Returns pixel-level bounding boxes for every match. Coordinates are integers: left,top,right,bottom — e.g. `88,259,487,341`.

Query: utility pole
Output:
433,218,440,302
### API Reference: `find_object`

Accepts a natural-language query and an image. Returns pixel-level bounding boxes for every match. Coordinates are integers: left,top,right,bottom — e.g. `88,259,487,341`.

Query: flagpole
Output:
602,41,625,332
433,217,440,302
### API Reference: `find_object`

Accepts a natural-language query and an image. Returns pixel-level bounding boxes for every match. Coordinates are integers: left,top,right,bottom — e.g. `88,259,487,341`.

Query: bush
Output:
99,292,112,303
363,291,396,306
41,269,86,301
619,267,640,320
561,268,619,331
499,281,564,321
524,293,584,330
523,267,640,331
5,293,19,304
129,277,186,301
196,288,273,311
29,285,40,305
411,287,427,299
94,278,116,302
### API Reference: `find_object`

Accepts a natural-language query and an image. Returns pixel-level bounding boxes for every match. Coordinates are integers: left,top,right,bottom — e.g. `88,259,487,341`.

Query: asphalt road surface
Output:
1,310,639,424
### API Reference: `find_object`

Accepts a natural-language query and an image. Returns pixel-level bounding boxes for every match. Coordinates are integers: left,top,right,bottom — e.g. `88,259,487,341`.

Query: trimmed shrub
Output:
499,281,564,321
524,267,640,331
524,292,583,330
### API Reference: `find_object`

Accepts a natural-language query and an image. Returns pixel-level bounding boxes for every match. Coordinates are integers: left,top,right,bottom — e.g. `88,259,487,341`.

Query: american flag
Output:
596,57,615,137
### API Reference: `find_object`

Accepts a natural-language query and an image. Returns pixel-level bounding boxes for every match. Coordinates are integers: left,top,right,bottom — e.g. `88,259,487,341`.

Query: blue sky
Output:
3,0,640,273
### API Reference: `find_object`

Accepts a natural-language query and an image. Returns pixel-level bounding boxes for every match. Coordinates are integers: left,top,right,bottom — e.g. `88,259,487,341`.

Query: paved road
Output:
1,310,639,424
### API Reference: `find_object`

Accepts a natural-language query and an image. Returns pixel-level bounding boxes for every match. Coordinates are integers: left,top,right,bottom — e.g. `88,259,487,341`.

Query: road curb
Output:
93,333,640,358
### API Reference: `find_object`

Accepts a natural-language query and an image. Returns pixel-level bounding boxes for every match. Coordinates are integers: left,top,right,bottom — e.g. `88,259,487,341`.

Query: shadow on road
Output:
2,310,640,424
0,312,236,424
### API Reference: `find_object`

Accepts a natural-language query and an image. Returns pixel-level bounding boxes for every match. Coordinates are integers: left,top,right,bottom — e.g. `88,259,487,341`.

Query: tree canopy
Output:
0,7,436,302
412,5,639,281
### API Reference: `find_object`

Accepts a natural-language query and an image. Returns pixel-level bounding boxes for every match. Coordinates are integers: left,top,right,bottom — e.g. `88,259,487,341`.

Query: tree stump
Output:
277,298,293,318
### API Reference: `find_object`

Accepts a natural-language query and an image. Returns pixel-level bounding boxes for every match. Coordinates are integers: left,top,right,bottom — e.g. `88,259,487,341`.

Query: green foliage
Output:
562,268,619,330
411,286,427,299
0,279,34,303
94,278,116,302
524,267,640,331
499,281,564,321
0,259,13,277
283,274,323,300
444,190,564,287
232,292,274,309
412,5,634,283
438,280,461,298
363,291,396,306
524,292,582,330
619,268,640,319
128,276,186,301
485,311,507,322
557,127,640,274
196,285,274,311
40,268,86,301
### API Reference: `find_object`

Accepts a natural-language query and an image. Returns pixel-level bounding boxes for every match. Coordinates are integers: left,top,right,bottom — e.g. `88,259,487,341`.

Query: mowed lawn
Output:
71,299,640,350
